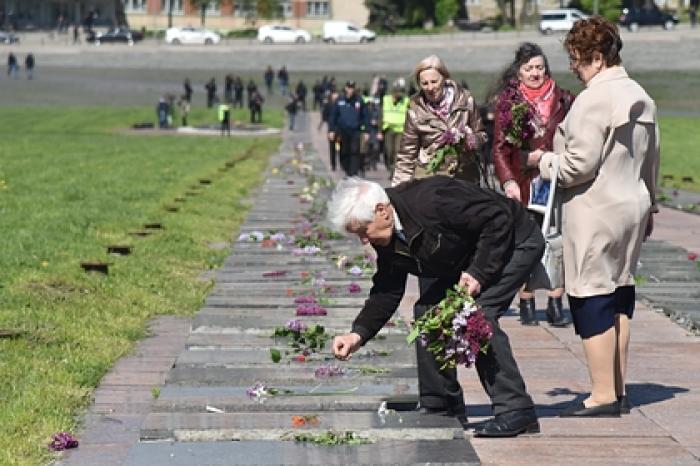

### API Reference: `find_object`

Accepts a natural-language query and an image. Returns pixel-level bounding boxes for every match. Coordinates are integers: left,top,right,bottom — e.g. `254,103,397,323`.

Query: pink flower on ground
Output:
347,283,362,294
688,252,698,261
48,432,79,451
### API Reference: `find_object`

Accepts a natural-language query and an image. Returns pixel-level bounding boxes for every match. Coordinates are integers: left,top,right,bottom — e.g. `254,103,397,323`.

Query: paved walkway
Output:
59,111,700,465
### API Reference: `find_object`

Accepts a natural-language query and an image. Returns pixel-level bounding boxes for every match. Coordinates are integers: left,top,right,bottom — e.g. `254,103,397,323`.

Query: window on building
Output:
160,0,184,13
306,1,330,17
206,1,220,15
126,0,147,12
234,1,257,17
466,0,480,5
279,0,293,17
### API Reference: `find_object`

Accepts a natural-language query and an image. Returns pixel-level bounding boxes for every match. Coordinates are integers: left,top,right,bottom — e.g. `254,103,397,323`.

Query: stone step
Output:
152,386,418,413
140,411,464,442
191,313,406,334
174,347,414,367
203,296,367,308
185,332,412,350
122,439,479,466
165,365,418,386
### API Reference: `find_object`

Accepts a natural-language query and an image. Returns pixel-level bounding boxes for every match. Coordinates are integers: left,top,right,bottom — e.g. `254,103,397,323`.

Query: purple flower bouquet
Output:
407,285,493,369
496,81,541,149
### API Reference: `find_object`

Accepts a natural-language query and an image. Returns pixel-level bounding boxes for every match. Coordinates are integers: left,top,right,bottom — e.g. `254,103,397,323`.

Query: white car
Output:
257,25,311,44
322,21,375,44
165,27,221,45
538,9,588,34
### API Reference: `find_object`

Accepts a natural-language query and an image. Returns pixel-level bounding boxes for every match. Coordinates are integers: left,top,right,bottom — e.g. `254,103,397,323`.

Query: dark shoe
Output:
473,408,539,437
618,395,631,414
545,297,571,327
519,298,539,326
559,401,620,417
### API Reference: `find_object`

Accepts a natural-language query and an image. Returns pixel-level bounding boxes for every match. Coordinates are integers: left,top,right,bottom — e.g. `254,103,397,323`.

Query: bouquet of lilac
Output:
407,285,493,369
496,80,542,149
426,126,468,174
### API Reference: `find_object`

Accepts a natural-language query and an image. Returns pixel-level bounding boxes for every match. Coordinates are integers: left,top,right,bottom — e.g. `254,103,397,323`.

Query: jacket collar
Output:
411,80,472,114
586,65,628,89
387,186,424,246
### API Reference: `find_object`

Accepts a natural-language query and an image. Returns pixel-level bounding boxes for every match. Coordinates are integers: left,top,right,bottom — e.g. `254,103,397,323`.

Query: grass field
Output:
0,107,281,465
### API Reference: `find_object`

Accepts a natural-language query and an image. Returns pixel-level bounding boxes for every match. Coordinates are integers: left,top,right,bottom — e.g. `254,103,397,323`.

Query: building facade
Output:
127,0,369,32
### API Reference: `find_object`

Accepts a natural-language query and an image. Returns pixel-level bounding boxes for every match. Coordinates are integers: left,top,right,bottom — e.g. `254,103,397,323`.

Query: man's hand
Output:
332,333,362,360
458,272,482,296
328,131,335,141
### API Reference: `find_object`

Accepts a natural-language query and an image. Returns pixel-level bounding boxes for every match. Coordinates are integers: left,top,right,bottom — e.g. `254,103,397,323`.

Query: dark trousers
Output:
415,224,544,416
338,130,361,177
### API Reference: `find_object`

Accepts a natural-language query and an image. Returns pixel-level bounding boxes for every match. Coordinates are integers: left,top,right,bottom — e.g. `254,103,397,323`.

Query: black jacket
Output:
351,176,536,343
328,94,368,133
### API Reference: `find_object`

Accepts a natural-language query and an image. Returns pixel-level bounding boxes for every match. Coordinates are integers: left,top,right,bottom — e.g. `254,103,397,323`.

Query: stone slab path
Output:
58,111,700,465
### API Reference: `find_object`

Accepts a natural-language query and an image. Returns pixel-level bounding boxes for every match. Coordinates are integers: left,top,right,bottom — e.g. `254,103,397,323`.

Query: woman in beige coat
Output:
391,55,487,186
528,17,659,417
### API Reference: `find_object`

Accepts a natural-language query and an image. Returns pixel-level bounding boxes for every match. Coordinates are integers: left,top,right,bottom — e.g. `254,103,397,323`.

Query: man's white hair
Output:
327,177,390,234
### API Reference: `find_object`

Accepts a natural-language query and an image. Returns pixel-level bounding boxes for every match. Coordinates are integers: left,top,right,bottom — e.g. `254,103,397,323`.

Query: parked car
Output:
257,24,311,44
165,27,220,45
455,17,503,31
0,30,19,44
538,8,588,34
87,27,144,45
322,21,375,44
619,4,679,31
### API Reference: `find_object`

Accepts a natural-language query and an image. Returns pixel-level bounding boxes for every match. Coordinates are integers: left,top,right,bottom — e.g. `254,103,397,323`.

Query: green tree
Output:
189,0,222,26
435,0,459,25
578,0,621,22
257,0,282,19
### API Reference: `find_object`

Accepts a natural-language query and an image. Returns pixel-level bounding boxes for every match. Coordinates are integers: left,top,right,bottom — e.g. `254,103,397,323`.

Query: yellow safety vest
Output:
382,95,408,132
218,103,230,122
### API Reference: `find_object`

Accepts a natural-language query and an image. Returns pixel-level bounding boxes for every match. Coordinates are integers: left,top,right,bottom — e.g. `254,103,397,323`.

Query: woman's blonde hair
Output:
414,55,450,85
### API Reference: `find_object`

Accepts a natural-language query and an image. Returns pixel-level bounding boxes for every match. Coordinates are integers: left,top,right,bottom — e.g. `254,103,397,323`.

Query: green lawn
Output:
658,116,700,192
0,107,281,465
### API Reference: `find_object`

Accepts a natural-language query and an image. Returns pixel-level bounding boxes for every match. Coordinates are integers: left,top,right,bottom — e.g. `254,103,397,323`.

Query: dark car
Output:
455,17,503,31
87,27,144,45
619,4,679,31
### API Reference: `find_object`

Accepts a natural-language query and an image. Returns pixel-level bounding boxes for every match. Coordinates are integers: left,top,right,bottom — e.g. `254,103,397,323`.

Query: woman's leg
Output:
581,327,618,406
614,314,631,397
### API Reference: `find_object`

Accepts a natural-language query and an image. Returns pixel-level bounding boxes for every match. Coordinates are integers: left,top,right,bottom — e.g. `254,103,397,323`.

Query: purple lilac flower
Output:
286,319,308,333
292,245,322,255
294,295,317,304
348,266,363,276
314,364,346,378
250,231,265,241
270,232,286,242
296,303,328,316
48,432,79,451
347,282,362,294
237,233,250,242
246,381,270,400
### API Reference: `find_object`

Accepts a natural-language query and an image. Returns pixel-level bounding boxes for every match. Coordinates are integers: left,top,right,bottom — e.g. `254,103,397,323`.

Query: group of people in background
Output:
6,52,35,79
330,15,660,437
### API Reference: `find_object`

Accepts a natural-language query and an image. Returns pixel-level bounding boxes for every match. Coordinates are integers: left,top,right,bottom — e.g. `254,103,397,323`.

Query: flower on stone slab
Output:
286,319,308,333
347,282,362,294
314,364,346,378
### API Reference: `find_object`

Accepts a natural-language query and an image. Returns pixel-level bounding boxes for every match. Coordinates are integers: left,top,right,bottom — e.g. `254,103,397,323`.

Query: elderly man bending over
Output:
328,176,543,437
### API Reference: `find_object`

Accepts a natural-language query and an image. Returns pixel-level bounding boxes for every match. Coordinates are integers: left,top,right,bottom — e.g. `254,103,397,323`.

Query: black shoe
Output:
618,395,631,414
559,401,621,417
545,297,571,327
519,298,539,326
473,408,539,438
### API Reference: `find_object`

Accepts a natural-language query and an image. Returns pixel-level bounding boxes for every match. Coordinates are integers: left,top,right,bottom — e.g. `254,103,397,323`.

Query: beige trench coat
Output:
391,81,487,186
539,66,660,298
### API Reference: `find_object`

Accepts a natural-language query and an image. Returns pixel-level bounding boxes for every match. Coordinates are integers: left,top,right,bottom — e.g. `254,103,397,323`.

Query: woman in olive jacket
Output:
391,55,487,187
